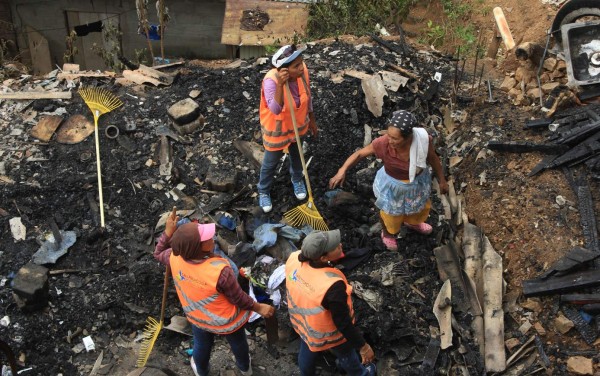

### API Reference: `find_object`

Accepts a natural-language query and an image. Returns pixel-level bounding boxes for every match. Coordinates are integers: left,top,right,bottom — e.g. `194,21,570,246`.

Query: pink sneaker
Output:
404,222,432,235
381,231,398,251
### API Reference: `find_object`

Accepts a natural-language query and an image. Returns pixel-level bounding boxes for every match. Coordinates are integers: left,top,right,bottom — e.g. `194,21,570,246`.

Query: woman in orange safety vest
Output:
285,229,376,376
257,44,318,213
154,212,274,376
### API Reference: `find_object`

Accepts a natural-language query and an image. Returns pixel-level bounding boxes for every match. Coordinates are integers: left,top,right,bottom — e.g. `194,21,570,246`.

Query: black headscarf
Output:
389,110,418,137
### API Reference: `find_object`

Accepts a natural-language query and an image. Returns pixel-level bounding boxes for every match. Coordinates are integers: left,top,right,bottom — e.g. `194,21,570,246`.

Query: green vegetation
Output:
421,0,478,55
307,0,416,40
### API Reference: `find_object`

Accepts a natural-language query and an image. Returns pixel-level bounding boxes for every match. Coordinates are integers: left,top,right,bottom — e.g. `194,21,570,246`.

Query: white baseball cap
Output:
271,44,306,68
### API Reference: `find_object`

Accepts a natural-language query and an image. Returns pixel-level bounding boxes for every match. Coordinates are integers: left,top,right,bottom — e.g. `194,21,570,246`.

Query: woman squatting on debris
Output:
257,44,318,213
286,229,377,375
329,110,448,251
154,211,275,376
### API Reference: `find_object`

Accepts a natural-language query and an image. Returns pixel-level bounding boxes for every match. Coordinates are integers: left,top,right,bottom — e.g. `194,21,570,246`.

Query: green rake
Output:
282,83,328,231
78,87,123,228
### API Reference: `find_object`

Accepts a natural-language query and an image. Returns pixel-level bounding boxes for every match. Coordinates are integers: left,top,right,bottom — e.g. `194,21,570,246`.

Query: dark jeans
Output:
192,325,250,376
257,143,303,194
298,339,373,376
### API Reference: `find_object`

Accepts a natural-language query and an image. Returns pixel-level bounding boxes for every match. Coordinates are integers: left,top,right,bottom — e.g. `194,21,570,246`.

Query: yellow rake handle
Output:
284,82,313,200
92,113,105,227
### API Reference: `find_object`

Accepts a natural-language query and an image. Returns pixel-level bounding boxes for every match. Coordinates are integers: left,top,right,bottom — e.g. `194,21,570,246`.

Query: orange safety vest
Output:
259,64,311,151
170,254,250,334
285,251,355,352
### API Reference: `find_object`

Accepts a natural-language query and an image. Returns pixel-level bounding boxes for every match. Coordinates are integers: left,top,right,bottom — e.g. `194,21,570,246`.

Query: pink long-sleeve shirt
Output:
263,78,314,115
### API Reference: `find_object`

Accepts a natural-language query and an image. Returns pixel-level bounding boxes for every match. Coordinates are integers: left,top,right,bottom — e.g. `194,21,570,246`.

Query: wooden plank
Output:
233,140,264,168
26,26,52,75
433,280,453,349
221,0,308,46
0,92,72,100
523,269,600,296
30,115,63,142
62,63,80,72
57,72,115,81
153,61,185,70
482,236,506,372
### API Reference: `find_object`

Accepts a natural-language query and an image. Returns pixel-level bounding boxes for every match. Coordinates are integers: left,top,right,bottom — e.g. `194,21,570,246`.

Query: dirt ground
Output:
1,1,599,375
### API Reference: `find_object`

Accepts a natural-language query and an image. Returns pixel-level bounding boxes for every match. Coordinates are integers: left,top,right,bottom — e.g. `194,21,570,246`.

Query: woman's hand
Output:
328,170,346,189
438,178,449,195
255,303,275,318
309,118,318,137
359,343,375,364
276,68,289,85
165,207,178,238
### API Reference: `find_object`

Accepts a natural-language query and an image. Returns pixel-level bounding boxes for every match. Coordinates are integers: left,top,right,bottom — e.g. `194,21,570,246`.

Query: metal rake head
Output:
284,199,328,231
136,316,162,367
78,87,123,120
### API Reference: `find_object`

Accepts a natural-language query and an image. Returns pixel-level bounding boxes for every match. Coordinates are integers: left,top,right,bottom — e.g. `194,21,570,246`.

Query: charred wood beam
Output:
368,33,408,56
561,294,600,304
554,121,600,145
582,303,600,313
562,305,597,345
538,247,598,279
523,269,600,296
524,118,552,130
564,169,600,255
528,154,558,177
420,337,440,372
547,135,600,169
553,102,600,120
486,141,568,154
574,179,600,255
534,335,551,368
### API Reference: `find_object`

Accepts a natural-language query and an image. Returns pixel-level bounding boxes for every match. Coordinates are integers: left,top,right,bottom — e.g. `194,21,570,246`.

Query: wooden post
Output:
493,7,515,50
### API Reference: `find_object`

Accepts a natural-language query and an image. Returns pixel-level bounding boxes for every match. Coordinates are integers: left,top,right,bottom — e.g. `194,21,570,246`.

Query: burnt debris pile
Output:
0,39,489,375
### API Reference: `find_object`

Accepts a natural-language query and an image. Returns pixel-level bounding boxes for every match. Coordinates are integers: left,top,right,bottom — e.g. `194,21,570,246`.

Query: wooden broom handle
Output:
93,114,105,227
159,264,170,323
284,82,313,197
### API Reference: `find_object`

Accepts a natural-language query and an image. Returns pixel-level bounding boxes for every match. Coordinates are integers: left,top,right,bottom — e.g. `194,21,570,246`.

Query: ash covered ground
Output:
0,39,491,375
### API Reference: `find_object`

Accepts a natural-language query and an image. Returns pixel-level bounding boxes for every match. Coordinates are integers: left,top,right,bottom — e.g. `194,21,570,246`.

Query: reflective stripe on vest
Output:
285,251,355,352
259,65,311,151
170,256,250,334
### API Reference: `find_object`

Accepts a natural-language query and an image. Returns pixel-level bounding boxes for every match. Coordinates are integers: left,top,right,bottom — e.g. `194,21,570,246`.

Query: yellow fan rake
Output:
78,87,123,228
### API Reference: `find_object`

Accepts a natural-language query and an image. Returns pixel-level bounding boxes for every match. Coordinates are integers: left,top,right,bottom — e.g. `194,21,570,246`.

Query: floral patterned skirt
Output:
373,166,431,216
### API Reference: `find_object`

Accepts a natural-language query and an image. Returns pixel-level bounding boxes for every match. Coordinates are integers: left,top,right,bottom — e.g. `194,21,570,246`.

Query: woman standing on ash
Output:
329,110,448,251
257,44,318,213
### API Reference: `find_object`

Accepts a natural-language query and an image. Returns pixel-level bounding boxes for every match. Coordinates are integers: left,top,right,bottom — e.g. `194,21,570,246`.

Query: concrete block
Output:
172,114,205,135
12,263,49,311
542,82,561,93
554,313,574,334
527,88,542,99
205,165,238,192
500,76,517,92
566,356,594,375
543,57,557,71
167,98,200,125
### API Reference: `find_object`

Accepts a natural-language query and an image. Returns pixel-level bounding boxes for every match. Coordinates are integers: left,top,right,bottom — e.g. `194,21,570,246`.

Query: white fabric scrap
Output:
409,128,429,182
248,284,261,323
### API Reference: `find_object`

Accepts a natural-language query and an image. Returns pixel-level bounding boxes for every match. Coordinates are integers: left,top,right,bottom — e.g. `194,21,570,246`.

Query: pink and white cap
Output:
198,223,216,242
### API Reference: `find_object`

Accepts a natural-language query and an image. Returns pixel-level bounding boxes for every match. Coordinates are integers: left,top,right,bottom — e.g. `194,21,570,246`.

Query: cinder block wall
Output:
10,0,228,70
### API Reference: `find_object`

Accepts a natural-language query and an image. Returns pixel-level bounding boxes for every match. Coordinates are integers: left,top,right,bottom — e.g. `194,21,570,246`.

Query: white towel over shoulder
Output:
409,127,429,182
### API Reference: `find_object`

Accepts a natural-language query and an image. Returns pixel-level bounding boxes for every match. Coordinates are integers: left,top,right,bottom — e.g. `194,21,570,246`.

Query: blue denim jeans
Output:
257,143,303,194
298,339,373,376
192,325,250,376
